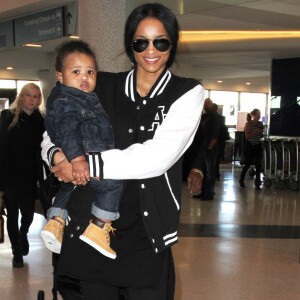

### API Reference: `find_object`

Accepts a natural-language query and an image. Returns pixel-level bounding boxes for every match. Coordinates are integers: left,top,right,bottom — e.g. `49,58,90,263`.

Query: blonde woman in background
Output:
0,83,45,268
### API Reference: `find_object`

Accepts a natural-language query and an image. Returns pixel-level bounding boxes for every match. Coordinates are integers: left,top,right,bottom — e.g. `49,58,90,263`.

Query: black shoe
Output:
255,181,262,190
201,195,214,201
239,179,245,188
192,194,202,199
12,248,24,268
19,232,29,256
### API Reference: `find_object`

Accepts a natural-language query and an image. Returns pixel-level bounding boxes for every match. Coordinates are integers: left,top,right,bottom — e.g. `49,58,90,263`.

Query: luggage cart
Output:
275,139,288,189
263,139,276,188
262,139,272,187
264,139,300,191
263,139,285,189
284,139,299,191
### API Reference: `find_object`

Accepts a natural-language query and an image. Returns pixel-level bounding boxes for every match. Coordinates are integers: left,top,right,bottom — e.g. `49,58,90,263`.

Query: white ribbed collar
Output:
125,69,171,102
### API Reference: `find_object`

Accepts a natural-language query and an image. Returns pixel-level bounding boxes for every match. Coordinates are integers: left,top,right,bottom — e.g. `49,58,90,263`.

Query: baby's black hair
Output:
55,40,98,72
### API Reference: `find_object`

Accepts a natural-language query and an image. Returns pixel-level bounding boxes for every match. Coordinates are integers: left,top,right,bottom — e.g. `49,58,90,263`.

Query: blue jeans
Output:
47,178,123,221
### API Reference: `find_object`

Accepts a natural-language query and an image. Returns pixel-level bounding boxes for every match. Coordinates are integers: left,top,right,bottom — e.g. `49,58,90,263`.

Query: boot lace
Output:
104,223,116,245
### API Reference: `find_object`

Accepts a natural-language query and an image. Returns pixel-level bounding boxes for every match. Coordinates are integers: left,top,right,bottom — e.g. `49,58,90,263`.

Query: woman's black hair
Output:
124,3,180,68
55,40,98,72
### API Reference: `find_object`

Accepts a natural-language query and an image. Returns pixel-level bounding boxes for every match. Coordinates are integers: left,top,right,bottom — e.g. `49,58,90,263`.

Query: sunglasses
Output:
132,38,171,53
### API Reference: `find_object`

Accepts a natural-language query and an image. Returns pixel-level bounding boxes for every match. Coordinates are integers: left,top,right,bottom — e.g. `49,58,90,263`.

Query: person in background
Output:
41,3,204,299
192,98,221,200
240,112,252,165
0,83,45,268
239,108,264,190
41,40,123,259
212,103,230,181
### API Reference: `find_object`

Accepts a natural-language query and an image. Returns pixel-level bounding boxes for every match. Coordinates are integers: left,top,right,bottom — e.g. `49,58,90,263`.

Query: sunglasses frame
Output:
132,38,171,53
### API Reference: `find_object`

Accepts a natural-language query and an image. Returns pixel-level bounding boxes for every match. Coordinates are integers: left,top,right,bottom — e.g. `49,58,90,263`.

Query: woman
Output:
42,3,204,299
0,83,45,268
239,109,264,190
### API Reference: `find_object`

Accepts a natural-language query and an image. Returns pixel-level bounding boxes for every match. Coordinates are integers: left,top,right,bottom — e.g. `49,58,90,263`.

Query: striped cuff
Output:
47,146,60,168
87,152,103,178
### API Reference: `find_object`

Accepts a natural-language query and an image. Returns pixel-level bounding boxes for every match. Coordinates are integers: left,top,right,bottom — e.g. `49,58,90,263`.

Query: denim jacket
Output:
45,82,114,162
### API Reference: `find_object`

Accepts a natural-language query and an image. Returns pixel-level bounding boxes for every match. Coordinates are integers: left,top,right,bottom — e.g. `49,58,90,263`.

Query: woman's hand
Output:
51,151,90,185
51,157,77,184
187,169,203,194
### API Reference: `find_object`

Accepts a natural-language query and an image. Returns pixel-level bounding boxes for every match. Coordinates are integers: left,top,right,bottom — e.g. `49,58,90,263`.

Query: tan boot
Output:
79,222,116,259
41,217,65,254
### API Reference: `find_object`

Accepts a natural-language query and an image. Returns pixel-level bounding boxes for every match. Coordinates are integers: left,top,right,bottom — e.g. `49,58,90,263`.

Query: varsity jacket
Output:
42,68,204,253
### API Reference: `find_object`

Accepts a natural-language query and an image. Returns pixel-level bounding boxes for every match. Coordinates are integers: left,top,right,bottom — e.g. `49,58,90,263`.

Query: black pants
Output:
216,141,225,179
3,183,36,249
202,147,218,197
240,142,262,185
57,249,175,300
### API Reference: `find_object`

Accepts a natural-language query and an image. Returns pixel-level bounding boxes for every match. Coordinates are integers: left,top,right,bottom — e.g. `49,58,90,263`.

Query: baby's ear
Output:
56,72,63,83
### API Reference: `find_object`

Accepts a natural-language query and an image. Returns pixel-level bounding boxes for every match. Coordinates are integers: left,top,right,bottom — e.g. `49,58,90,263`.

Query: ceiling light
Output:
217,80,222,83
246,82,251,85
23,43,42,47
180,30,300,43
70,35,80,39
6,67,13,70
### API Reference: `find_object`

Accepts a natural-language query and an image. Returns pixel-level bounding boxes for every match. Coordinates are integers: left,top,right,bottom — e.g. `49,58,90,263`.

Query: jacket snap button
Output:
128,128,133,133
140,126,145,131
144,211,148,216
143,100,147,105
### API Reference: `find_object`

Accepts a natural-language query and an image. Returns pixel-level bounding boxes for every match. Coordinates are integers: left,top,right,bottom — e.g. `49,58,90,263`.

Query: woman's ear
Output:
56,72,63,83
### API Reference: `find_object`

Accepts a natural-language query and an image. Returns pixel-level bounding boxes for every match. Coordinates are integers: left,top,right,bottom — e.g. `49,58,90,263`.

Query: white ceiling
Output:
1,0,300,93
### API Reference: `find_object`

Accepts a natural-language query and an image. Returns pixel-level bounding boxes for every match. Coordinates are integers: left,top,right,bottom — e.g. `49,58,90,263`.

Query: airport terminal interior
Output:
1,162,300,299
1,1,300,299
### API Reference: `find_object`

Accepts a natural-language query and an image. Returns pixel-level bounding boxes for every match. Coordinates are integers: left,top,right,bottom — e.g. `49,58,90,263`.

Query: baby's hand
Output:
71,156,90,185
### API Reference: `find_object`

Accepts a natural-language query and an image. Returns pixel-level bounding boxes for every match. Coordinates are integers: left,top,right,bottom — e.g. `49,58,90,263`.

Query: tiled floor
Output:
1,163,300,300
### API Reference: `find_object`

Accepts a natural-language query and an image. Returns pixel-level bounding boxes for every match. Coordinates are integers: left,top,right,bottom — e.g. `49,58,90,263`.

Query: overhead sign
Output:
0,20,14,49
14,7,64,46
64,1,78,36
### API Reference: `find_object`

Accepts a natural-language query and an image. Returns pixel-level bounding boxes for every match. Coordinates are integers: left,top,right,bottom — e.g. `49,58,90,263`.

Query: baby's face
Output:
57,51,97,93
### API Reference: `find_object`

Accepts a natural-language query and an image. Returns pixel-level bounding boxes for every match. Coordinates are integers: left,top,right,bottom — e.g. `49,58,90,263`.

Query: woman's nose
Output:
146,40,156,53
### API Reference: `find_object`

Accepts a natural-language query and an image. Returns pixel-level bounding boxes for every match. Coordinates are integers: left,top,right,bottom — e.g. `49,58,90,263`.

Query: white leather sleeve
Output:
102,84,204,179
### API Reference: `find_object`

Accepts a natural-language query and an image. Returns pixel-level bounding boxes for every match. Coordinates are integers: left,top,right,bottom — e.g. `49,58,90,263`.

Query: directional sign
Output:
0,20,14,49
64,1,78,36
14,7,64,45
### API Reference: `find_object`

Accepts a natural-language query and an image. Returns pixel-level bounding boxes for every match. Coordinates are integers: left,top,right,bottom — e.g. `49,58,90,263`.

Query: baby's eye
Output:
73,70,80,74
87,70,94,75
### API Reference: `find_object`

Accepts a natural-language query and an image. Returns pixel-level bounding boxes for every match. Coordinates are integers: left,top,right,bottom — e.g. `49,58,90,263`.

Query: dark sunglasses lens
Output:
153,39,171,52
133,39,149,53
